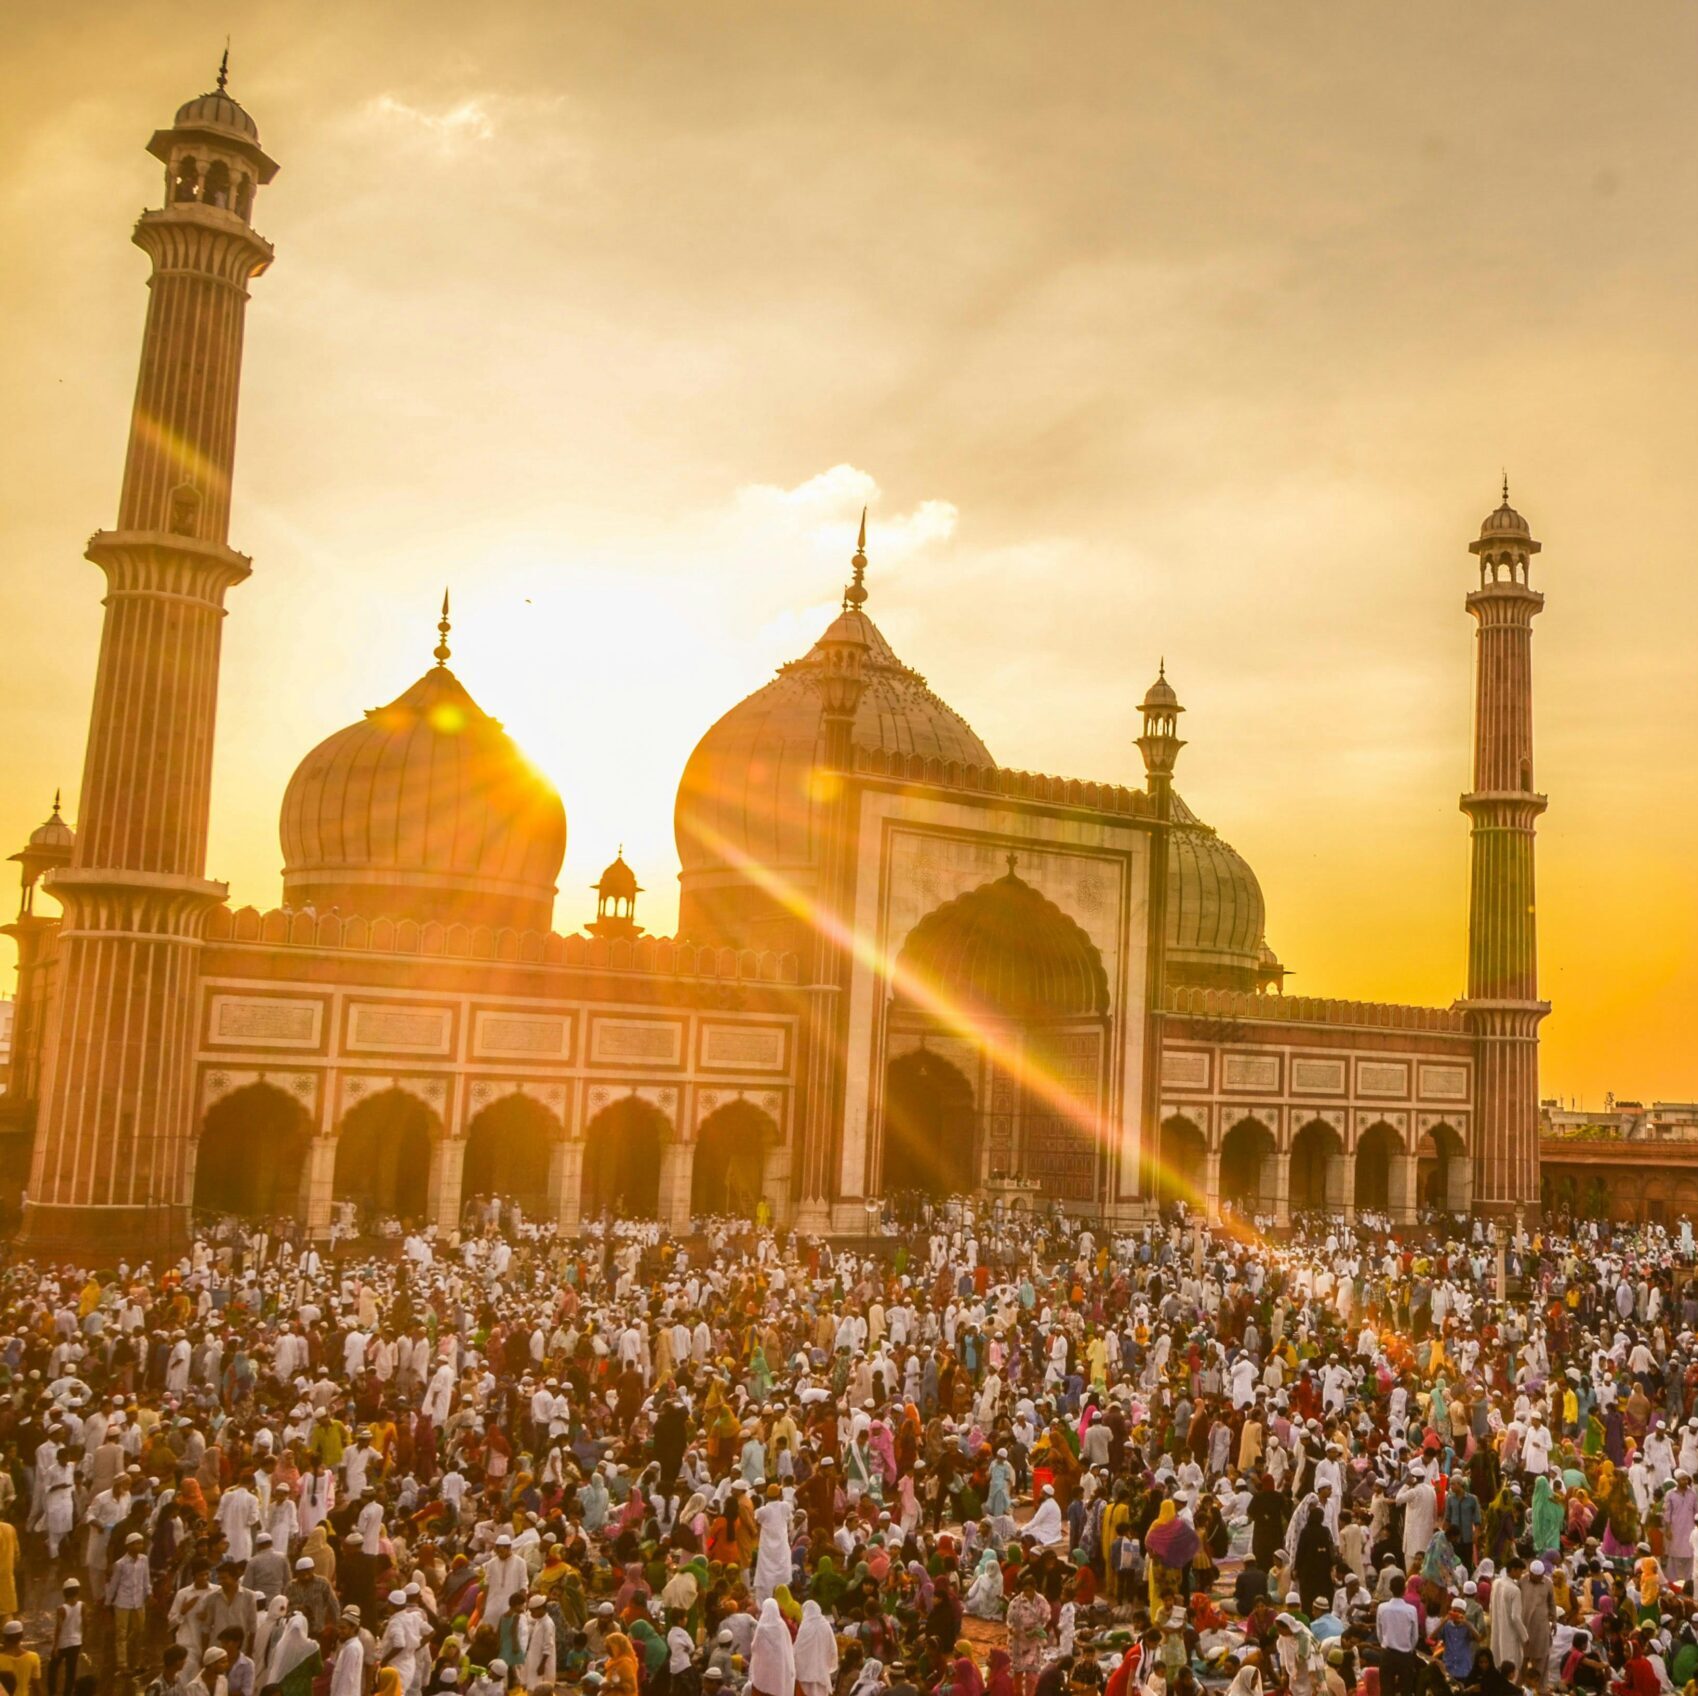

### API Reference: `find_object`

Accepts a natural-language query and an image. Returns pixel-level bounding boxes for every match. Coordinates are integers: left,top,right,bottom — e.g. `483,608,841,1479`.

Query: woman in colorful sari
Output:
1530,1474,1565,1564
747,1343,774,1403
1482,1484,1520,1568
1602,1470,1642,1560
603,1632,642,1696
1421,1527,1465,1613
1145,1501,1198,1615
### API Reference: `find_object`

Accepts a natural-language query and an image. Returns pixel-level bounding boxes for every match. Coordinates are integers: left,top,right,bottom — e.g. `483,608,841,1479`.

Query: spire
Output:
51,788,62,821
434,590,452,668
217,42,230,93
1502,469,1510,507
843,507,869,610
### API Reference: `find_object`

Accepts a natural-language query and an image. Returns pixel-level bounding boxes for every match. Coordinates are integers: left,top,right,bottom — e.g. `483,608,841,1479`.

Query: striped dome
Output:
280,664,565,930
1166,794,1267,989
897,866,1107,1021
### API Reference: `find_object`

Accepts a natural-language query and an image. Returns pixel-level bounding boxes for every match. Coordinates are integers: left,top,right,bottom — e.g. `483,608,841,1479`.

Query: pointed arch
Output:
1219,1116,1277,1214
1289,1118,1344,1213
334,1087,437,1221
692,1100,780,1216
582,1096,669,1220
463,1093,562,1216
1147,1114,1207,1208
195,1082,312,1217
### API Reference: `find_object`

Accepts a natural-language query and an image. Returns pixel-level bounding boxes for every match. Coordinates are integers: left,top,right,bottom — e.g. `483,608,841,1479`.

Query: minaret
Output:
1460,481,1549,1217
1135,664,1184,1209
796,514,872,1229
21,63,277,1259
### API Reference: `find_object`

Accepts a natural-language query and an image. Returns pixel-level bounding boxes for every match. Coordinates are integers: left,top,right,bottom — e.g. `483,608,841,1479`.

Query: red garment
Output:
1612,1657,1660,1696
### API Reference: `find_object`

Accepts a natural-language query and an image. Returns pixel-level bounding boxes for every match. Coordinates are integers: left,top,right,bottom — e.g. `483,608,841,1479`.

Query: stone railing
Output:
203,905,801,983
851,748,1149,816
1166,985,1467,1033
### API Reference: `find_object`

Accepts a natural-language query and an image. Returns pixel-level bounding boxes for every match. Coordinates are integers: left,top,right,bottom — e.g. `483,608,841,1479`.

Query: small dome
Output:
596,851,640,902
1142,667,1180,712
280,663,565,930
1480,500,1530,538
175,89,261,144
898,864,1108,1021
1165,794,1267,990
27,800,75,853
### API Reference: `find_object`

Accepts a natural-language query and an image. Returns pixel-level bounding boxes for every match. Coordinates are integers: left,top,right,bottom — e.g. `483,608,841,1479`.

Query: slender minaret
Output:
21,62,277,1259
1460,481,1549,1216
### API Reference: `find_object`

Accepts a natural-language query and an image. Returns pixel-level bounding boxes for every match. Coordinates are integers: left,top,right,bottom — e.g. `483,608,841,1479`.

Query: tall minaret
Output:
1461,481,1549,1217
21,63,277,1259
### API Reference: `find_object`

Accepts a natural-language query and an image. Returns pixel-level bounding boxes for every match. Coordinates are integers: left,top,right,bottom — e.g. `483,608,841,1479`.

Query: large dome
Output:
280,663,565,931
897,863,1108,1021
675,607,992,948
1166,793,1268,990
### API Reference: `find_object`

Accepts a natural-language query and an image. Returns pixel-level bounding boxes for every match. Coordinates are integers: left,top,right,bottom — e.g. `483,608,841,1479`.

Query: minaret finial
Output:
843,507,869,610
51,788,62,820
1502,469,1510,506
434,590,452,667
217,41,230,93
1158,656,1166,680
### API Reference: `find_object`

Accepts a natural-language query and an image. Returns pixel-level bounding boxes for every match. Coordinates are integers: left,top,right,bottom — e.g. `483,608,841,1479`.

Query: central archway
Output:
1219,1117,1277,1215
582,1096,668,1219
881,1048,977,1198
334,1088,434,1221
195,1082,312,1217
693,1101,778,1216
1289,1119,1343,1213
463,1094,560,1216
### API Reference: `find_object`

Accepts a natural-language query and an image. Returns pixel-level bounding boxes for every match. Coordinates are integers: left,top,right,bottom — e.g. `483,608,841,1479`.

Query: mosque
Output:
2,71,1556,1259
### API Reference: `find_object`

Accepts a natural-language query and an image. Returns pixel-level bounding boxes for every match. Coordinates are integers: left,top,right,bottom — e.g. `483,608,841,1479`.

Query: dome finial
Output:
1502,469,1510,507
844,508,869,610
1005,850,1019,877
51,787,62,820
434,589,452,667
217,41,230,93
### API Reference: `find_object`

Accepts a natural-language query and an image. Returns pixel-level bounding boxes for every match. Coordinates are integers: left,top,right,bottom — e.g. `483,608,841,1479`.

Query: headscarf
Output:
375,1671,404,1696
605,1631,641,1695
1145,1500,1200,1567
774,1583,804,1624
949,1654,986,1696
793,1598,840,1690
265,1612,319,1687
751,1597,797,1696
629,1618,669,1673
986,1650,1014,1696
851,1660,889,1696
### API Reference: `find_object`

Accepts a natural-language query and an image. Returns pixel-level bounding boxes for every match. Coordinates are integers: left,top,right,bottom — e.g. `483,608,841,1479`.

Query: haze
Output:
2,2,1695,1105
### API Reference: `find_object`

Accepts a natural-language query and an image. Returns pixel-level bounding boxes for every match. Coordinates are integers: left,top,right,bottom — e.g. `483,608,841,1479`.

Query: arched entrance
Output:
1289,1119,1343,1213
881,1049,977,1199
463,1094,559,1216
1354,1121,1404,1214
1219,1117,1276,1215
1148,1115,1207,1208
334,1088,434,1221
582,1096,667,1219
693,1101,778,1216
1417,1123,1470,1214
194,1082,312,1217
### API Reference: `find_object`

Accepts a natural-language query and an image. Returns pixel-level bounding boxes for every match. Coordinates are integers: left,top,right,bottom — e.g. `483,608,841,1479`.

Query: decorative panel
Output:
590,1019,683,1066
474,1011,572,1060
347,1004,453,1055
1291,1056,1346,1094
1357,1060,1410,1098
1162,1050,1210,1089
1222,1052,1281,1092
1418,1064,1469,1101
209,995,322,1048
700,1023,786,1071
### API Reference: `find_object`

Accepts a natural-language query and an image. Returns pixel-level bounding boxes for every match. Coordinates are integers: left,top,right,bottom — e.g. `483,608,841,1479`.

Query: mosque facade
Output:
3,76,1558,1259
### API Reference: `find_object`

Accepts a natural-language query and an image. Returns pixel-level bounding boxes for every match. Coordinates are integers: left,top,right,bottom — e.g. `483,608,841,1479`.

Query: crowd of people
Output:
4,1194,1698,1696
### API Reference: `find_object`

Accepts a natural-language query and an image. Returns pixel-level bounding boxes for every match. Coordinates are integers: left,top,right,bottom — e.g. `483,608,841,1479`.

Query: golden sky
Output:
3,2,1696,1106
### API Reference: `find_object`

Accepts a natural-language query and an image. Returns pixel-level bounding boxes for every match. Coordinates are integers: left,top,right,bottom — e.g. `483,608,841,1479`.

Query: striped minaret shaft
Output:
22,73,277,1260
1461,486,1549,1217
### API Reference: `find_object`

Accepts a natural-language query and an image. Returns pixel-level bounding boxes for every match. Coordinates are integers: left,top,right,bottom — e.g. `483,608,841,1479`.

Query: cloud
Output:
365,93,499,148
